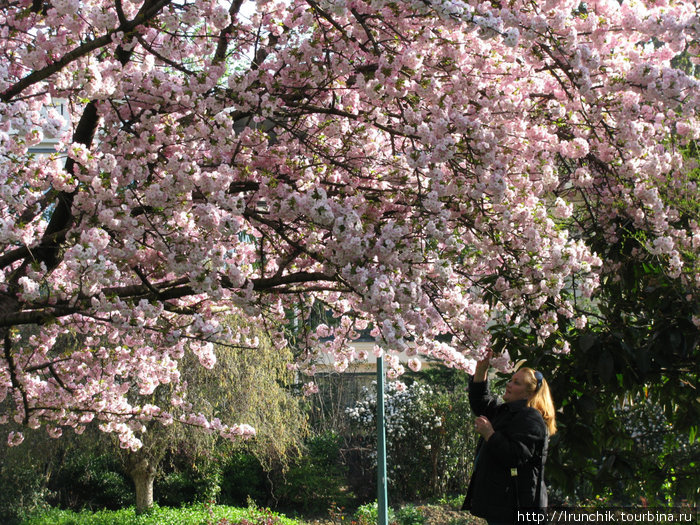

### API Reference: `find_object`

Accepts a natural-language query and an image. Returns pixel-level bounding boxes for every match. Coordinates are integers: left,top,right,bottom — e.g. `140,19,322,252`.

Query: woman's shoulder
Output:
513,405,547,433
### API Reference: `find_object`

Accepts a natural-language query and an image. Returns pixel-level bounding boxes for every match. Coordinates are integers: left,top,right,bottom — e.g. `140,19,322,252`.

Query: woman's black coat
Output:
462,377,549,524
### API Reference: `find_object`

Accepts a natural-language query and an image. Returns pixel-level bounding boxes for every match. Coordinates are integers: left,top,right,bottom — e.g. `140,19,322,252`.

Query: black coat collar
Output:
504,398,529,412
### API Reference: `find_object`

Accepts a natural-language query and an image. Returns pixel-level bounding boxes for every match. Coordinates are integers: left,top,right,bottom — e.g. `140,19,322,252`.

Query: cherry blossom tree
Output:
1,0,698,450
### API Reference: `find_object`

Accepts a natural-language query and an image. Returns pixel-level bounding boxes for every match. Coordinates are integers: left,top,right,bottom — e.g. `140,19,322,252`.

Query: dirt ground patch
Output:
416,505,486,525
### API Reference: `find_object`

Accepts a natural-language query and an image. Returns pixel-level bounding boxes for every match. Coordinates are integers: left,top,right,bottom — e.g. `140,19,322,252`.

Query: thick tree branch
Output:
214,0,246,64
1,0,173,102
3,331,30,424
0,227,71,270
0,270,338,328
26,101,98,274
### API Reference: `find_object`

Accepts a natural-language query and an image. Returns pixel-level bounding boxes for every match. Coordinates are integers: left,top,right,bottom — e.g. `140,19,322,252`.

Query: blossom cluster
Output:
0,0,698,448
346,380,449,488
346,380,440,446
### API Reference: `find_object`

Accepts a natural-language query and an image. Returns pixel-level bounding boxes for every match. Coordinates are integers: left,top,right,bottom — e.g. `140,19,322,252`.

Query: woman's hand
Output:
474,415,495,441
473,350,492,383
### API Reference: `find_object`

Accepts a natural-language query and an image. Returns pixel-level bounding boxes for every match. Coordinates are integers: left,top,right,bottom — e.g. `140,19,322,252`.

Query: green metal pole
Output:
376,354,389,525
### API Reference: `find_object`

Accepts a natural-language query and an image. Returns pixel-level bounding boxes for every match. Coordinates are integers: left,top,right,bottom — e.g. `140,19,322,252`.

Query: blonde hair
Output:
521,367,557,435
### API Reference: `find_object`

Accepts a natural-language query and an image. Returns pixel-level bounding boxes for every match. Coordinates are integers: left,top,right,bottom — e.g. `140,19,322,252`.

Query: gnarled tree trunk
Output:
128,457,157,514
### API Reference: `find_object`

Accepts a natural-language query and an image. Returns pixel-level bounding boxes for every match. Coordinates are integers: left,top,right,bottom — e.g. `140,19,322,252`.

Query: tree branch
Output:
3,331,30,424
1,0,173,101
214,0,246,64
0,269,338,328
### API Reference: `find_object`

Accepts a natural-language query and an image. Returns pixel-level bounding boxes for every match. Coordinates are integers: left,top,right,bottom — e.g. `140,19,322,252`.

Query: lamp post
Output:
376,354,389,525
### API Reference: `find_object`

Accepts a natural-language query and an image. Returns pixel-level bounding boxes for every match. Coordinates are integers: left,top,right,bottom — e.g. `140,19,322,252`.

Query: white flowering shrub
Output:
549,393,700,506
611,399,698,504
346,379,476,500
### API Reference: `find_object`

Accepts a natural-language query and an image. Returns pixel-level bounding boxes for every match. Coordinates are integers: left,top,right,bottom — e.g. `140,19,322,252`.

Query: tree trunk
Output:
129,458,156,514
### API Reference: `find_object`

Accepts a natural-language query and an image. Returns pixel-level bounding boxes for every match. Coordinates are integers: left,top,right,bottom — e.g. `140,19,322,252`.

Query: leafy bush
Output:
346,379,476,501
220,452,270,506
612,399,699,505
217,506,285,525
155,448,223,507
47,449,133,510
272,431,353,513
156,472,194,507
434,494,467,510
395,504,426,525
0,430,136,522
21,503,299,525
0,460,51,525
353,501,396,525
352,500,428,525
156,466,222,507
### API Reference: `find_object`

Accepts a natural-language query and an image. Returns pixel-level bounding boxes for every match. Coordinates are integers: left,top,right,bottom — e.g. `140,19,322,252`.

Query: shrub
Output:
435,494,467,510
346,379,477,501
156,457,222,507
219,452,270,507
47,449,133,510
353,502,427,525
216,506,285,525
21,503,300,525
353,501,396,525
272,431,353,513
395,504,426,525
0,461,51,525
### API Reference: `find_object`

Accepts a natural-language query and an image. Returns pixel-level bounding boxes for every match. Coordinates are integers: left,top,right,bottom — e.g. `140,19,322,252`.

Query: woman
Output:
462,351,557,525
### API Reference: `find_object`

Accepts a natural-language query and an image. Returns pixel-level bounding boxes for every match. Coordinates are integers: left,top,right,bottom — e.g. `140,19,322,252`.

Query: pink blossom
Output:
0,0,696,449
408,358,422,372
490,351,514,373
553,341,571,355
302,382,319,396
7,431,24,446
552,198,573,219
560,137,590,159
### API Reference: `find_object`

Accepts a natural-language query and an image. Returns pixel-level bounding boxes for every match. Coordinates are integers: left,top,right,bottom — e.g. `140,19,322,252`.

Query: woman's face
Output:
503,370,533,403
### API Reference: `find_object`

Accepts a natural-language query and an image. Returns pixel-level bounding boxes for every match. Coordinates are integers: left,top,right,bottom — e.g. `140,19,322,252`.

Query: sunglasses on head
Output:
534,370,543,390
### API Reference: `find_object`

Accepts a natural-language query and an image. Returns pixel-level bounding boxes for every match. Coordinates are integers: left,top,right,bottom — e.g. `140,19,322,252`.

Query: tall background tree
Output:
116,314,306,513
0,0,697,462
0,314,306,521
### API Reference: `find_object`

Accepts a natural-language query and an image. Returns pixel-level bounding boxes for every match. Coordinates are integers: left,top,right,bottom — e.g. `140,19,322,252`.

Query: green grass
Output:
21,503,301,525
